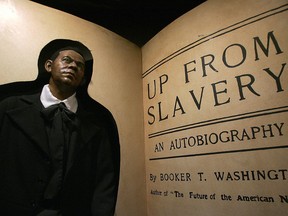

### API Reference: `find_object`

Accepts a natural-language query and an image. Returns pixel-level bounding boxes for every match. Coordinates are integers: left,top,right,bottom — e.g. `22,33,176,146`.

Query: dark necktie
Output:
41,102,77,202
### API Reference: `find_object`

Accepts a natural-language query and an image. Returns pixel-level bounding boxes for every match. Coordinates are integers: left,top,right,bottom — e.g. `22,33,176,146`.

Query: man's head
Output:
38,39,93,97
45,49,86,95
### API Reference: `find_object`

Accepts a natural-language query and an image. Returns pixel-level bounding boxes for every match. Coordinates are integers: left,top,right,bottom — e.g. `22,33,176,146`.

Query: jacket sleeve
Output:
91,118,120,216
0,97,11,125
0,97,18,131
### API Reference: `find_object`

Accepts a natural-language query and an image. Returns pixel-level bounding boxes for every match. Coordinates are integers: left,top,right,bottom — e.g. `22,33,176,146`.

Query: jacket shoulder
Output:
0,94,40,116
0,94,39,107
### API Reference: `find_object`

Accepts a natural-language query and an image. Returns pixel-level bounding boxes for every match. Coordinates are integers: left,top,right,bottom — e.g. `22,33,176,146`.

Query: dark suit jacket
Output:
0,93,120,216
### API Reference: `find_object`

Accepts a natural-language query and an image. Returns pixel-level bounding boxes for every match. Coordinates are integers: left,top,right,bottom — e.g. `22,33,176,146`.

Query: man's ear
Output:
44,60,53,73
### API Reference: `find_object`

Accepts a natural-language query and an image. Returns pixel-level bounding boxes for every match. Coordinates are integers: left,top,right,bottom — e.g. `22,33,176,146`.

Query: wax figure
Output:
0,39,120,216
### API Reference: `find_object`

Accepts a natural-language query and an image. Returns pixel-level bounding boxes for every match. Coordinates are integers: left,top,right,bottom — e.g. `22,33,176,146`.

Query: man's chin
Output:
59,79,79,90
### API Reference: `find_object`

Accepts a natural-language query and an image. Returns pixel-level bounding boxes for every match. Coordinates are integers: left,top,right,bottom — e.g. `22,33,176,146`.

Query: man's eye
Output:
77,63,85,70
61,56,85,70
62,56,72,63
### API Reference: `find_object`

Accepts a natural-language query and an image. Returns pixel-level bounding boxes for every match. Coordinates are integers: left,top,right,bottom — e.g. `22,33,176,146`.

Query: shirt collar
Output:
40,84,78,113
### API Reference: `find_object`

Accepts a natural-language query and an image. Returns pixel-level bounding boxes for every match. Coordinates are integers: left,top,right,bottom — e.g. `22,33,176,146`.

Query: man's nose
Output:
68,60,78,68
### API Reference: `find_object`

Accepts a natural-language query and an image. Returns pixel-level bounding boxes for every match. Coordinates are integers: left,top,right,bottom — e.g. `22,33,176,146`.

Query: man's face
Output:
45,50,85,90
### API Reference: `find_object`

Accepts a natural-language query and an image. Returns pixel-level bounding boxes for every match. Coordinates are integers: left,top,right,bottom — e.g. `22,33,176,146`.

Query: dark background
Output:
30,0,205,47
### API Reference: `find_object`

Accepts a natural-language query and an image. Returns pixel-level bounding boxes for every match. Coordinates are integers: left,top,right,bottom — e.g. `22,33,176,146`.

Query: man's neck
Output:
48,84,75,100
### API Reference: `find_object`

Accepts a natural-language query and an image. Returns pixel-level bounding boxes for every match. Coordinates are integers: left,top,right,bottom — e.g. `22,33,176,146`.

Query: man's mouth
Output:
62,70,76,78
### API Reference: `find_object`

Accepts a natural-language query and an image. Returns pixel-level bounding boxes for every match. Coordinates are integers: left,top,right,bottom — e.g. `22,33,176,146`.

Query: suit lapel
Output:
65,103,101,174
6,94,50,156
77,103,101,145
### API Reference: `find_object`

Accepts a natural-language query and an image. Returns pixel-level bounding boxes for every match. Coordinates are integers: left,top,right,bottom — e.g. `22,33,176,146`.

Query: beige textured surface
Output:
143,0,288,215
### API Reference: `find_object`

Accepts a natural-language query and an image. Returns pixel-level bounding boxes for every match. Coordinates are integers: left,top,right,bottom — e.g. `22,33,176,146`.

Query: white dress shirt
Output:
40,84,78,113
